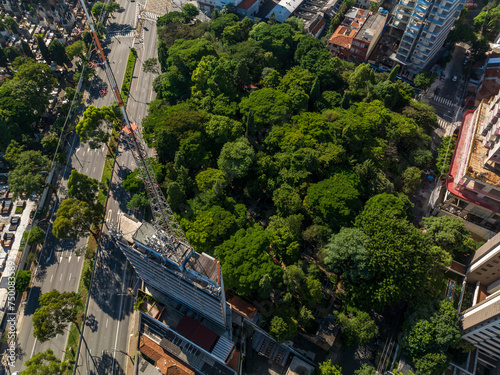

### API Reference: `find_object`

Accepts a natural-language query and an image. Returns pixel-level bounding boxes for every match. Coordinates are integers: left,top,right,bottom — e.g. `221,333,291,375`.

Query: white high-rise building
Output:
391,0,465,72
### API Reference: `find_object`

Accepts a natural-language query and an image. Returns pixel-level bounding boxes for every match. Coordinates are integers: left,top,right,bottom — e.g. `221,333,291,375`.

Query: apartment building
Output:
460,232,500,370
115,214,228,329
390,0,465,72
439,89,500,240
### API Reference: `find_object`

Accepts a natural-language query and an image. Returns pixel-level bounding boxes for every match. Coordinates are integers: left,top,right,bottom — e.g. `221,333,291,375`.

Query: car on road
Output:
2,232,14,248
434,87,441,95
9,216,20,231
452,75,458,82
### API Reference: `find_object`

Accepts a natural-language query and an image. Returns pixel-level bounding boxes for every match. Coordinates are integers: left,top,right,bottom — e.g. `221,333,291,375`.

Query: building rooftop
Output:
237,0,259,10
447,103,500,213
355,13,386,42
328,8,370,49
185,252,221,285
139,334,195,375
227,295,258,319
266,0,304,23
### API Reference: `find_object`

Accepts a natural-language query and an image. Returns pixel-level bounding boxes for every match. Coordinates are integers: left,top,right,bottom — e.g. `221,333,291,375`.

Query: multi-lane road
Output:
13,0,161,372
74,3,162,375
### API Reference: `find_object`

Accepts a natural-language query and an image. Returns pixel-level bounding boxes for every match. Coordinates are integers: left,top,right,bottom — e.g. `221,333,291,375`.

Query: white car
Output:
452,75,457,82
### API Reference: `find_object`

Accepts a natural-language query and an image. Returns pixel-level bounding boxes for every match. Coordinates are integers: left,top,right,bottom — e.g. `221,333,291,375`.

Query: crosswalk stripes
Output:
432,95,456,107
142,11,161,20
106,30,134,38
437,118,449,129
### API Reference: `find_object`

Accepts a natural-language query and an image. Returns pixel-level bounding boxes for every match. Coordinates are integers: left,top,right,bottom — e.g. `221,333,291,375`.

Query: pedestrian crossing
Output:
141,11,161,20
432,95,456,107
437,118,449,129
106,30,134,38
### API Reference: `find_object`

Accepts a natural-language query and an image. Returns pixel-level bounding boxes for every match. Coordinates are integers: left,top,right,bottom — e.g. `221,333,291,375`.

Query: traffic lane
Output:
77,242,134,375
440,45,467,100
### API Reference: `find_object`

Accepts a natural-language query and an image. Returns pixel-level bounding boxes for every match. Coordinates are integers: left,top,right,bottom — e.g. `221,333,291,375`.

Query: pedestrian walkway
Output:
141,11,161,20
106,30,134,38
432,95,456,107
437,117,449,129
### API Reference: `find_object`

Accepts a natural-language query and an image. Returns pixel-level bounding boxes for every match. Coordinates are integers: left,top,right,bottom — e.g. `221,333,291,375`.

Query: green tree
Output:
76,105,117,152
8,150,50,198
270,315,298,343
123,169,144,194
205,115,243,145
354,160,394,201
361,193,413,221
32,290,83,342
239,88,292,131
414,72,437,90
283,265,304,293
217,137,255,180
65,40,86,60
22,226,45,246
348,63,375,92
182,3,199,18
435,136,456,177
48,40,67,65
21,348,68,374
67,170,99,204
414,353,449,375
0,47,7,67
36,35,51,63
92,1,105,17
305,174,361,231
143,57,160,74
313,360,343,375
402,166,422,194
105,1,120,13
335,307,379,347
388,64,400,81
421,216,480,258
324,228,371,284
353,209,440,309
355,364,376,375
127,192,149,210
272,183,302,216
4,46,21,62
15,270,32,293
41,133,59,155
52,198,100,239
21,40,35,59
195,168,226,193
167,181,186,212
298,305,315,330
215,226,282,295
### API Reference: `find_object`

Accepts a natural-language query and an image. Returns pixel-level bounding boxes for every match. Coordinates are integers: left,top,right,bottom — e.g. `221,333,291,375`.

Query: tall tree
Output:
270,315,298,343
0,46,7,67
67,170,99,204
313,360,343,375
8,150,50,198
324,227,371,284
36,35,51,63
305,174,361,231
217,137,255,181
65,40,86,60
52,198,101,239
21,349,68,374
49,40,68,65
76,105,117,152
335,307,379,347
21,40,35,58
32,290,83,342
15,270,31,293
22,226,45,246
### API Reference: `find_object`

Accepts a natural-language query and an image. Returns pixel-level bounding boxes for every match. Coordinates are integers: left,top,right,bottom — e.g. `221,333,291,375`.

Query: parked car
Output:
9,216,20,231
434,87,441,95
1,199,12,214
2,232,14,248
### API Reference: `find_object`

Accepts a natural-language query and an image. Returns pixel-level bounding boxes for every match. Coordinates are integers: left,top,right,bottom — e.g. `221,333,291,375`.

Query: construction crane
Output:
78,0,192,258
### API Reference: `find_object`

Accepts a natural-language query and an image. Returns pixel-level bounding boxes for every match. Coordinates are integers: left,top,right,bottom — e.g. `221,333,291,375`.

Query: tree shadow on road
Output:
90,348,125,375
23,285,41,316
87,75,109,105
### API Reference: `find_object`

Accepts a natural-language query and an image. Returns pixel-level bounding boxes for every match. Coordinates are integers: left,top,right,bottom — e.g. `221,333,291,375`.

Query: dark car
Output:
3,232,14,240
434,87,441,95
9,216,20,231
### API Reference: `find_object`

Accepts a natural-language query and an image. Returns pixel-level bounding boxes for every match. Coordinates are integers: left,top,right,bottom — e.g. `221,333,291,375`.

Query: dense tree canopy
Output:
21,349,68,374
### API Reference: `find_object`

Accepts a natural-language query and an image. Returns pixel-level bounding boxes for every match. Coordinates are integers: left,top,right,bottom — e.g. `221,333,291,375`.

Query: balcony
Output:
417,0,431,6
400,0,416,7
408,22,422,31
428,17,444,25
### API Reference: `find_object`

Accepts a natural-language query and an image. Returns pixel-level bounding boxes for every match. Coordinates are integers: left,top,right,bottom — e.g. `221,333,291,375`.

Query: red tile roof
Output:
227,295,258,319
237,0,259,10
139,335,195,375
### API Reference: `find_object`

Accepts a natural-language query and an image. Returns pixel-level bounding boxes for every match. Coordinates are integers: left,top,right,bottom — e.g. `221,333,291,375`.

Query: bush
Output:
435,136,457,178
120,50,137,104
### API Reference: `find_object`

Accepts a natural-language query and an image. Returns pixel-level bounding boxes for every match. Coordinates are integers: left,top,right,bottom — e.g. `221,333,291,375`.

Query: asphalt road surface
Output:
12,0,144,372
75,0,161,373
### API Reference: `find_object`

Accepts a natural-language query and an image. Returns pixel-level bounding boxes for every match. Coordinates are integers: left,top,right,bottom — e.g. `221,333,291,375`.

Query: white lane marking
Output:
111,265,128,375
69,272,72,281
106,318,109,328
68,255,72,263
78,256,81,262
50,274,53,283
30,338,38,357
60,273,63,281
